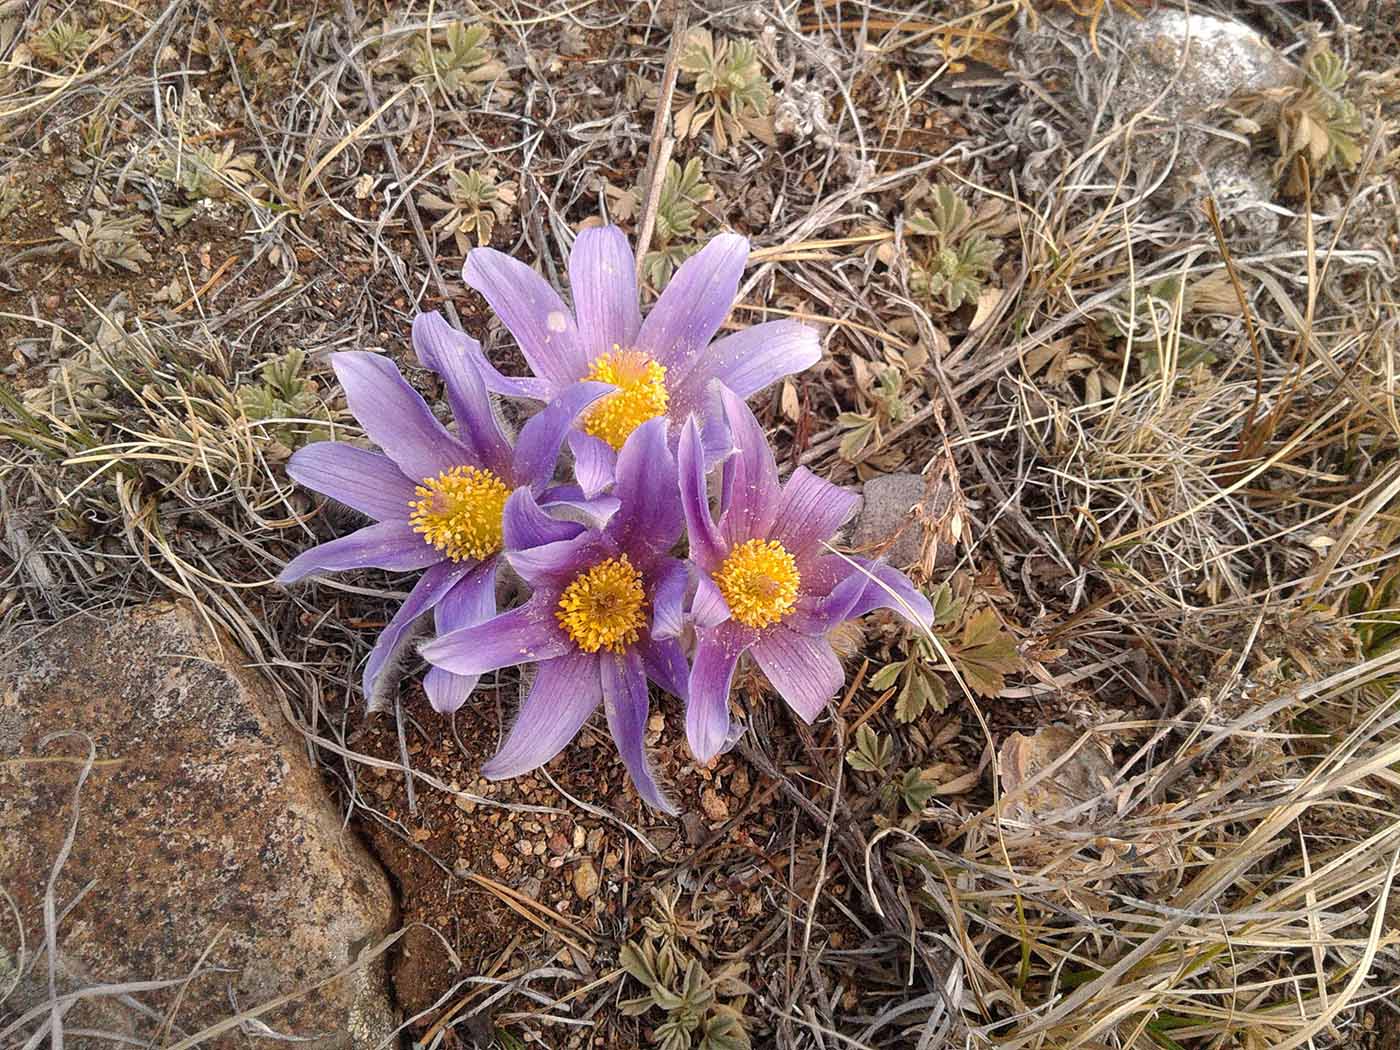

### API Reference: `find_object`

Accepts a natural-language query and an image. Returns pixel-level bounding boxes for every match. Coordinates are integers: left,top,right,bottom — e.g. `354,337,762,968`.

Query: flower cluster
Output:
282,227,932,813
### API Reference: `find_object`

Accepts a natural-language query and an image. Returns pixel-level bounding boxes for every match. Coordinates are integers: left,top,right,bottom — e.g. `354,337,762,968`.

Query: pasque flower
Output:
419,417,689,813
462,225,820,495
279,312,610,713
678,385,935,761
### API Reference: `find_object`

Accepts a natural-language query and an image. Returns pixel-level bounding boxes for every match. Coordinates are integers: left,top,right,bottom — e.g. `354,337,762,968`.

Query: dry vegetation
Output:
2,0,1398,1047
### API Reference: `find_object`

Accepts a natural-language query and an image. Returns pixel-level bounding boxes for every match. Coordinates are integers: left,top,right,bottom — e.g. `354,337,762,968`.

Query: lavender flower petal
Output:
691,575,731,628
639,636,689,701
686,621,751,762
637,233,747,381
750,627,844,722
286,442,416,523
715,385,781,547
570,226,642,356
502,487,587,550
824,556,935,629
670,320,821,416
481,650,601,779
651,560,688,640
511,381,613,488
463,248,588,386
606,418,682,557
602,649,677,814
278,520,441,584
361,560,476,709
770,467,861,561
567,430,617,499
331,351,472,483
468,350,555,401
411,312,513,475
539,484,620,530
419,600,569,677
424,561,500,714
678,417,727,571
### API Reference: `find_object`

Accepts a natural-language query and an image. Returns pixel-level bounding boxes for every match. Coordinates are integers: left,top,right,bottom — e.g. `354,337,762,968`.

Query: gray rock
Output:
852,473,929,569
1015,8,1297,237
0,603,397,1048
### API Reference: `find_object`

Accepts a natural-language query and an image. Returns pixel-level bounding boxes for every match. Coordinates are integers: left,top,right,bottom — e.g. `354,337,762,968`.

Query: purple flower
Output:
419,417,689,813
462,225,821,496
279,312,610,713
678,385,935,762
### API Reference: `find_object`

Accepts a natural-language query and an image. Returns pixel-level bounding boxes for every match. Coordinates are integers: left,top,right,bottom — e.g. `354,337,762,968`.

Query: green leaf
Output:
950,609,1022,698
867,660,906,692
846,724,892,774
900,767,939,812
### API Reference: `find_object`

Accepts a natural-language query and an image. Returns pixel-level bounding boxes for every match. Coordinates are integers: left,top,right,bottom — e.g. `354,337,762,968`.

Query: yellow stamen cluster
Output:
408,465,511,562
581,348,669,451
556,555,648,653
714,539,802,629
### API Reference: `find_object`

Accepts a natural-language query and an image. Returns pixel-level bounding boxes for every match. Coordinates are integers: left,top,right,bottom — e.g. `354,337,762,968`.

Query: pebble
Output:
573,859,600,899
701,788,731,822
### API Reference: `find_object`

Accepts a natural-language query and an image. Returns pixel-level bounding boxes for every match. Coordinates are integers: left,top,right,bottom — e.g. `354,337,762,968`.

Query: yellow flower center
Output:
714,539,802,629
580,348,669,451
408,465,511,562
555,555,648,653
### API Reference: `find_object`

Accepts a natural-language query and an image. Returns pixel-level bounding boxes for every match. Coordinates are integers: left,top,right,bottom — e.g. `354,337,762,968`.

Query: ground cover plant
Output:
1,0,1398,1046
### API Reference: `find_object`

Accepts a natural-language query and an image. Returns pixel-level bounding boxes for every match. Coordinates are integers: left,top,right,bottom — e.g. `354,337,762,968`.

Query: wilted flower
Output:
677,385,934,761
420,418,689,813
463,225,820,495
279,312,608,713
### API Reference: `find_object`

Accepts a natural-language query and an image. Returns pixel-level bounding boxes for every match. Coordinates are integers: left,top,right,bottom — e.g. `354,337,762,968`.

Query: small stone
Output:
701,788,730,822
572,827,586,849
515,839,534,856
852,473,928,568
492,850,511,871
586,827,605,852
602,849,621,871
573,859,600,899
548,832,570,856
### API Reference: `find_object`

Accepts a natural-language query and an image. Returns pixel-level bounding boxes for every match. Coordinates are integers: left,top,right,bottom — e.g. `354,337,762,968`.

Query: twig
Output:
634,2,690,280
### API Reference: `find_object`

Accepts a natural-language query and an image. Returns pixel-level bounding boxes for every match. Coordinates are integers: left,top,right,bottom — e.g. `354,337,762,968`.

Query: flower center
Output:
555,555,648,653
408,465,511,562
714,539,802,629
580,348,669,451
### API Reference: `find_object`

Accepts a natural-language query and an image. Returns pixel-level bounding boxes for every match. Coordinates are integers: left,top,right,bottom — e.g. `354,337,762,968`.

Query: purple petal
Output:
278,520,440,583
505,530,609,591
567,430,617,498
463,248,588,386
502,487,587,551
715,385,780,548
419,599,569,676
606,417,682,556
361,560,475,708
539,484,620,530
470,350,555,401
424,560,500,714
678,417,727,572
411,312,513,475
825,556,935,629
570,226,642,357
639,635,689,700
651,560,689,641
770,467,860,561
481,651,601,779
750,627,844,723
686,622,752,762
671,320,821,417
637,234,748,382
601,649,677,814
286,442,416,522
512,382,613,488
331,351,473,483
692,574,732,628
